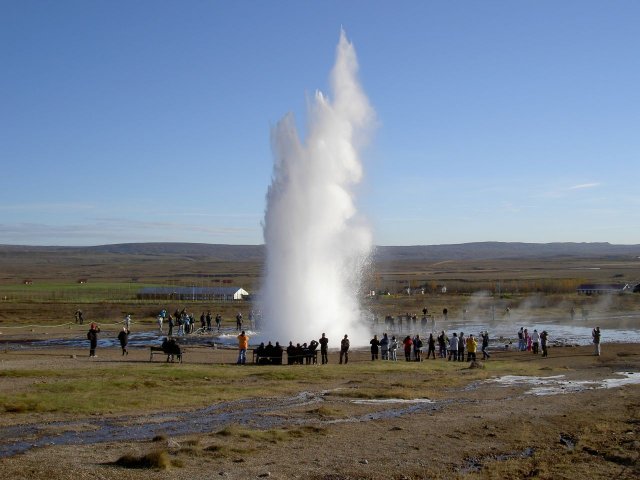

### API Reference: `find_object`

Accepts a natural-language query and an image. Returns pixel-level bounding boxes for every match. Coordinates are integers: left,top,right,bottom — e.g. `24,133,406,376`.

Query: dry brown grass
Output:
114,449,171,470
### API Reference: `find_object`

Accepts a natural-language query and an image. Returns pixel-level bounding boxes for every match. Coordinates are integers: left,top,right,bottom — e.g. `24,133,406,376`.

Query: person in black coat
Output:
161,337,182,362
117,327,129,356
256,342,266,364
87,323,100,357
273,342,284,365
286,342,295,365
370,335,380,361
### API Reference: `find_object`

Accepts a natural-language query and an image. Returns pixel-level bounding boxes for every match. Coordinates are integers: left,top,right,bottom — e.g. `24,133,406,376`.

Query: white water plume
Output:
260,31,374,346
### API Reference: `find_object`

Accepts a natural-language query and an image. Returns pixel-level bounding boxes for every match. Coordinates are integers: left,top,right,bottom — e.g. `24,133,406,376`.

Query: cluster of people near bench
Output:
160,337,182,362
285,340,320,364
254,341,284,364
254,340,322,365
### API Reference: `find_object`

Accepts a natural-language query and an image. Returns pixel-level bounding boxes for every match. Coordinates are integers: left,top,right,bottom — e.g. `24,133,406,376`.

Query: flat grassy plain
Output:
0,249,639,479
1,250,639,328
1,344,639,479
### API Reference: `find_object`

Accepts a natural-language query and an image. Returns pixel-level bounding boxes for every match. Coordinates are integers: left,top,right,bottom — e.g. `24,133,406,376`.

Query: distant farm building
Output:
576,283,630,295
137,286,249,301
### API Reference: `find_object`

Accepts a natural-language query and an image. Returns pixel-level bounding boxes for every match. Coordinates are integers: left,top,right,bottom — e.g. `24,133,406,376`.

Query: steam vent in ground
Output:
137,286,249,301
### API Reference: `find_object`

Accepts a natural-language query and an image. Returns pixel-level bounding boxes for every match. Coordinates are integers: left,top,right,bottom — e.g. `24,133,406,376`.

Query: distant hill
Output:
1,242,639,262
374,242,640,262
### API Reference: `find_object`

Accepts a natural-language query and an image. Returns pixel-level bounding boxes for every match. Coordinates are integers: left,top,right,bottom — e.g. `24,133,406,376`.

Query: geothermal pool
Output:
3,310,639,352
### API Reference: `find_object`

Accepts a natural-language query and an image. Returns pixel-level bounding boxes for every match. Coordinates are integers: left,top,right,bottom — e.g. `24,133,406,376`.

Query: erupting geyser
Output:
260,31,374,346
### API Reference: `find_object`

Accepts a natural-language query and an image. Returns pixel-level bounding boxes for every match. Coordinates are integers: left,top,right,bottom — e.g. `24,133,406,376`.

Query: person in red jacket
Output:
403,335,413,362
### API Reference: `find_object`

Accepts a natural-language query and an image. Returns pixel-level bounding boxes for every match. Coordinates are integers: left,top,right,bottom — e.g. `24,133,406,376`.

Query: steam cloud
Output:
260,31,374,346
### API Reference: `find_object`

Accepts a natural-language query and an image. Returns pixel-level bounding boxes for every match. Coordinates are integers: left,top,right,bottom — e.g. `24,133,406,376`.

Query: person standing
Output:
540,330,549,357
413,334,423,361
206,311,212,331
389,336,398,361
448,333,458,361
286,342,295,365
157,314,163,333
466,334,478,362
518,327,525,351
380,333,389,360
123,314,131,330
117,327,129,356
167,315,174,337
481,331,491,360
457,332,465,362
339,334,350,364
437,331,447,358
531,329,540,354
87,322,100,357
426,333,436,359
592,327,601,356
319,333,329,364
370,335,380,361
402,335,413,361
236,312,243,331
215,313,222,331
237,330,249,365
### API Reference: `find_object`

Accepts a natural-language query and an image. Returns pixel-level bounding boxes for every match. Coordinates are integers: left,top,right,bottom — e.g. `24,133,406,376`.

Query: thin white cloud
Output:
568,182,600,190
538,182,602,198
0,203,95,212
0,219,261,246
161,212,263,219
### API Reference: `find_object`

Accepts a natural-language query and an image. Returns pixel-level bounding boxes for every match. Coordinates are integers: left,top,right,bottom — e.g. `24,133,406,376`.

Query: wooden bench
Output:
252,349,318,365
150,345,184,363
252,349,283,364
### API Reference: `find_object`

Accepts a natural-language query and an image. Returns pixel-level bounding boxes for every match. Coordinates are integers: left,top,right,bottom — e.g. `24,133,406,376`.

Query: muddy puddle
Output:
486,371,640,396
0,390,445,458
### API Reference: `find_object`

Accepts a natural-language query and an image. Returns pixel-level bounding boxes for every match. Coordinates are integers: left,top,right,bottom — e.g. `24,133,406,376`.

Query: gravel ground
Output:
1,342,639,479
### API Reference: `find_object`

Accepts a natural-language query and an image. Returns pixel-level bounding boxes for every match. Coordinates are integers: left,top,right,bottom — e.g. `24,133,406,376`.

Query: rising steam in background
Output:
260,31,374,346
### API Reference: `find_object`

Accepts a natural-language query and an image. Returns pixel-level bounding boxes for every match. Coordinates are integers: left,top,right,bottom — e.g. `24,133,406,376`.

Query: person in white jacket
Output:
448,332,458,361
389,336,398,361
531,329,540,354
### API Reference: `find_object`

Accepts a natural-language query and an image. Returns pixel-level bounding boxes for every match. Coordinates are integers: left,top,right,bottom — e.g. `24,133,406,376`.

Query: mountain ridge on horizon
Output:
1,241,639,262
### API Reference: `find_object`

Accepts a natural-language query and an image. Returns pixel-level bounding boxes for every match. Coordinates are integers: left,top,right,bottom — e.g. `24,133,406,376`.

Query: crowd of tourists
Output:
155,309,226,336
81,306,603,363
515,327,549,357
241,329,492,366
367,331,490,362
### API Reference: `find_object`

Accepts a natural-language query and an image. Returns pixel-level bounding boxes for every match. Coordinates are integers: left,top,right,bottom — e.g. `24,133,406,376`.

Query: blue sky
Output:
1,1,639,246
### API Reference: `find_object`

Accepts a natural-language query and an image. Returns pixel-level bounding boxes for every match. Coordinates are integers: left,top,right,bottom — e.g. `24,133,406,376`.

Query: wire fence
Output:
0,285,248,304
